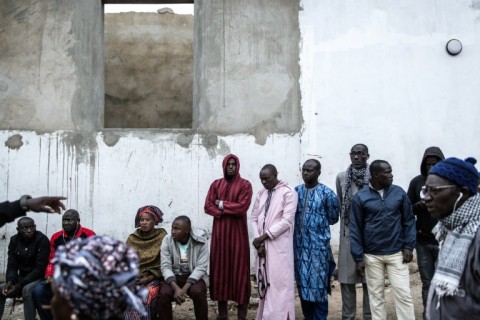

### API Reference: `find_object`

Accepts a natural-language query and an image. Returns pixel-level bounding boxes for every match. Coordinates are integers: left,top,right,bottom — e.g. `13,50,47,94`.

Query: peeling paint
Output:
176,133,194,148
217,139,231,156
4,134,23,150
102,132,121,147
60,131,98,164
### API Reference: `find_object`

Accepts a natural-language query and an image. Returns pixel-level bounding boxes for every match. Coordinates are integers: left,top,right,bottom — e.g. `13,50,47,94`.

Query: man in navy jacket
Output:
350,160,416,320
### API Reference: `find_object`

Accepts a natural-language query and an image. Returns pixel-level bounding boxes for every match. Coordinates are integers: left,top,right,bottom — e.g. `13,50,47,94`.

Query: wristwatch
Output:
20,195,32,211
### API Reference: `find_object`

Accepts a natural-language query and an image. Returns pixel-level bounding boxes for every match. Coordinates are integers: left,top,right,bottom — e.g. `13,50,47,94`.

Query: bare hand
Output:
27,196,67,214
173,287,187,304
253,234,268,249
256,245,266,258
402,249,413,263
356,261,365,278
3,282,19,297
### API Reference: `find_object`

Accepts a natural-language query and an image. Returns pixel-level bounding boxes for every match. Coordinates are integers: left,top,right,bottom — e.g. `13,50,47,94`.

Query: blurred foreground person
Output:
424,157,480,319
50,235,147,320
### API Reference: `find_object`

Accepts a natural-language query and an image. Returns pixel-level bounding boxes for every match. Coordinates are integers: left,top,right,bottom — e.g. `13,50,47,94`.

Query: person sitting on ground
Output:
158,215,209,320
32,209,95,320
0,195,66,227
124,205,168,320
0,217,50,319
50,235,148,320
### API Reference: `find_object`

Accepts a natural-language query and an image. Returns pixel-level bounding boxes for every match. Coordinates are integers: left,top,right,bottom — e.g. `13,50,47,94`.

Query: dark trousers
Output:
340,283,371,320
300,299,328,320
217,300,249,320
416,241,439,317
32,281,53,320
158,274,208,320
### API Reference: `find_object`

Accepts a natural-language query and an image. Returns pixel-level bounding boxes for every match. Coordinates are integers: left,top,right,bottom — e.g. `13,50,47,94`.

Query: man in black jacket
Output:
407,146,444,316
0,217,50,319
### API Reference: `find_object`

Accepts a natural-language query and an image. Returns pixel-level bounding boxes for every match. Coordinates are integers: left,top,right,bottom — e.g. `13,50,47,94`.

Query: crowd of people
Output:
0,146,479,320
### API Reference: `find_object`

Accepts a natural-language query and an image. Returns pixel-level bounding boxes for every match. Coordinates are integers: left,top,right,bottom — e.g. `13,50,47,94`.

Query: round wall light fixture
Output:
446,39,462,56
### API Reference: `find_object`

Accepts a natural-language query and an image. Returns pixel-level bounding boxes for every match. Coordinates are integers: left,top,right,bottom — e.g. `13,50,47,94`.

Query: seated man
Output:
159,215,209,320
0,217,50,319
32,209,95,320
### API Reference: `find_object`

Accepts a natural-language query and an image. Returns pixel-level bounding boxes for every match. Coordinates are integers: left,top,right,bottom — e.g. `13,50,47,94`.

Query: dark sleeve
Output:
221,181,253,216
6,236,20,283
326,189,340,225
19,235,51,287
401,192,416,250
204,181,222,218
349,195,364,262
0,200,26,228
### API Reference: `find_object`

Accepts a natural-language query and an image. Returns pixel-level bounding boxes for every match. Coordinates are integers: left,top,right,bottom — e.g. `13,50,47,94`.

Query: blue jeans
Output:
32,281,53,320
416,242,439,309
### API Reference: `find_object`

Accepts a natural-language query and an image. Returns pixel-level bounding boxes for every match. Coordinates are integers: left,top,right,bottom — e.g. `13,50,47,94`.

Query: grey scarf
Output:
432,193,480,300
342,164,370,233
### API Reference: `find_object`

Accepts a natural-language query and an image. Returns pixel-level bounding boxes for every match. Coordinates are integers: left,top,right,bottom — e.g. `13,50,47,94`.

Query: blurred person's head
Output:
51,235,147,320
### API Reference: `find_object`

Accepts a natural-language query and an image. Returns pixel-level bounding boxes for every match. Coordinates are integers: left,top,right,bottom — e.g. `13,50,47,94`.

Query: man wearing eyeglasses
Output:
335,144,372,320
32,209,95,320
0,217,50,319
423,157,480,319
406,146,444,317
350,160,416,320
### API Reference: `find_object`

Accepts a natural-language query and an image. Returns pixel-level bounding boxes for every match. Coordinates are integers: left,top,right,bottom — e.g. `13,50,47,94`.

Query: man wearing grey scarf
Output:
335,144,371,320
424,157,480,319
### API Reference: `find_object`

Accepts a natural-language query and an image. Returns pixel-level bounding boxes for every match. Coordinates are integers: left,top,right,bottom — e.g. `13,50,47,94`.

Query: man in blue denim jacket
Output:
350,160,416,320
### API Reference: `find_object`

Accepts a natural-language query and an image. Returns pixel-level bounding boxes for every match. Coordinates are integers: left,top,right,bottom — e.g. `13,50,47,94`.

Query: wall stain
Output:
102,132,121,147
176,133,194,148
5,134,23,150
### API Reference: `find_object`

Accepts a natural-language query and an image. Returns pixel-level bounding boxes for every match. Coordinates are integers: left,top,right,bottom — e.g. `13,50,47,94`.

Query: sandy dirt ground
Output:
3,260,423,320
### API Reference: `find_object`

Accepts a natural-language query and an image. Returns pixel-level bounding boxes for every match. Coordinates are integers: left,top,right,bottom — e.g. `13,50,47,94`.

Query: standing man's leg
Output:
340,283,356,320
364,254,387,320
22,279,42,320
188,280,208,320
362,283,372,320
237,279,251,320
385,252,415,320
217,301,228,320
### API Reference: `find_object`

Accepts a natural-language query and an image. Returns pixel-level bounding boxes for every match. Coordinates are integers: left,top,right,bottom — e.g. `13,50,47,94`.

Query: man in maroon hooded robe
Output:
204,154,253,320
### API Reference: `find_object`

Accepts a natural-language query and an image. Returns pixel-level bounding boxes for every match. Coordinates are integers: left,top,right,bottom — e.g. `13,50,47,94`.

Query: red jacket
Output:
45,225,96,277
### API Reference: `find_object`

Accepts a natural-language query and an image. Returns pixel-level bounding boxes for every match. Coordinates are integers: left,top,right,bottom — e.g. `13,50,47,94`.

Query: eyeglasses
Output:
349,152,367,157
19,225,35,231
257,261,270,300
420,185,456,198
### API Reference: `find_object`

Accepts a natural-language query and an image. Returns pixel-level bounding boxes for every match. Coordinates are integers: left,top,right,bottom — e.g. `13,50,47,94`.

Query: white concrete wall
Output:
300,0,480,245
0,131,301,275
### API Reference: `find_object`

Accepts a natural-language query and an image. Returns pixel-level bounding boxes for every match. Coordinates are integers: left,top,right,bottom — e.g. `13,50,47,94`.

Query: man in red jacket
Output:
32,209,95,320
204,154,253,320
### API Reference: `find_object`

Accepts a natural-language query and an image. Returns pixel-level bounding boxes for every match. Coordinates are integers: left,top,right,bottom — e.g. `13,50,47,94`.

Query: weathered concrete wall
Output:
104,12,194,128
0,0,303,275
0,0,103,131
195,0,302,144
